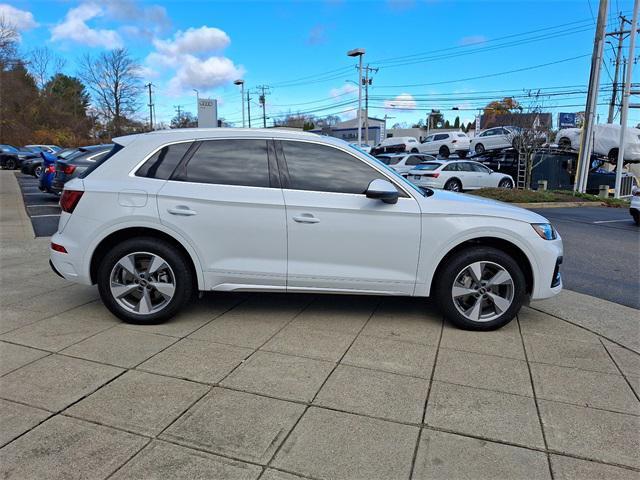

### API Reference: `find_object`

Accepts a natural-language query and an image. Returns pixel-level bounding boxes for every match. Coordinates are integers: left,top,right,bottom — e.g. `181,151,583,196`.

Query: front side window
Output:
282,141,387,194
458,162,474,172
137,142,192,179
471,163,491,173
174,139,270,187
424,135,434,143
443,163,460,171
434,134,449,141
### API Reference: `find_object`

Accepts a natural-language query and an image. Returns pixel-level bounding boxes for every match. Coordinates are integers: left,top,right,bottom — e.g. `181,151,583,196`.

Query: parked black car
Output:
51,145,114,194
21,148,75,177
0,144,38,170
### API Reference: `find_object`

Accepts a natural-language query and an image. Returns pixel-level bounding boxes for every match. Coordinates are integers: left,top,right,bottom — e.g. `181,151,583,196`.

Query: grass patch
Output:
469,188,629,208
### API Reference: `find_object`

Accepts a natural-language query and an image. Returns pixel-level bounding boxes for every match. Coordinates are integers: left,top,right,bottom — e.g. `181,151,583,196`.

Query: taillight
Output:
423,173,440,178
51,242,67,253
46,165,55,173
60,190,84,213
62,164,76,175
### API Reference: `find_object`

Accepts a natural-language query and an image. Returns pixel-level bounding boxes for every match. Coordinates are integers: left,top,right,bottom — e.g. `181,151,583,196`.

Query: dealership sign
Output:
558,112,577,128
197,98,218,128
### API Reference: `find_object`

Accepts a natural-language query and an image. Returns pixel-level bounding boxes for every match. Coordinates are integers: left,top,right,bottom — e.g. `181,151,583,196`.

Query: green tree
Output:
453,116,460,128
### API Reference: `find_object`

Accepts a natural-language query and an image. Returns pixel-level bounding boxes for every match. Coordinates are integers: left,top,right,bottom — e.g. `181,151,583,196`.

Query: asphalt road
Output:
15,173,61,237
532,206,640,309
14,173,639,308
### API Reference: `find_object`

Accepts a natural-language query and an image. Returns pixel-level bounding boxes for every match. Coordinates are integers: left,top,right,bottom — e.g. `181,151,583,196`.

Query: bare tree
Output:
78,48,141,137
28,47,66,90
0,16,18,69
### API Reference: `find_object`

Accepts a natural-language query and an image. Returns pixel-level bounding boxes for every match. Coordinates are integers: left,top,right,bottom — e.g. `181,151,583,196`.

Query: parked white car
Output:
556,124,640,162
375,153,437,176
470,127,519,154
349,143,372,154
50,129,562,330
407,160,515,192
373,136,421,153
418,131,470,158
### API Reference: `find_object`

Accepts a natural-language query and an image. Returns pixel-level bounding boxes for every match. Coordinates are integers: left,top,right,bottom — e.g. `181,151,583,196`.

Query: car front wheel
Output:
434,247,526,330
474,143,485,155
97,237,194,324
498,178,513,189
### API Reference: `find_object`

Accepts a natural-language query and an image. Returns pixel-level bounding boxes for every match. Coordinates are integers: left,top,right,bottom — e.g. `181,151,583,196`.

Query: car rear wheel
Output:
97,237,193,324
444,179,462,192
434,247,526,330
608,148,619,163
458,150,468,159
411,148,419,153
34,165,43,177
474,143,485,155
5,158,16,170
558,137,572,149
439,146,450,158
498,178,513,189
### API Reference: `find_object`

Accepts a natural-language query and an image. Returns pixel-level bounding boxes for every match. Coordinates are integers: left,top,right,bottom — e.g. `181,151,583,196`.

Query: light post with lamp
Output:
233,79,246,128
347,48,365,146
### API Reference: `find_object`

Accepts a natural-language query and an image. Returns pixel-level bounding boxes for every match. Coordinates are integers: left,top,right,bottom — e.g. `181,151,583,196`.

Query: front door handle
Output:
168,206,197,216
292,214,320,224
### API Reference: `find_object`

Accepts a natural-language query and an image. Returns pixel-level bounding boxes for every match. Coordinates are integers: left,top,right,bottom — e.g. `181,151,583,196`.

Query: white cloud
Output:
154,26,230,58
384,93,416,111
0,3,38,31
459,35,487,46
145,26,242,95
329,83,357,98
51,3,122,49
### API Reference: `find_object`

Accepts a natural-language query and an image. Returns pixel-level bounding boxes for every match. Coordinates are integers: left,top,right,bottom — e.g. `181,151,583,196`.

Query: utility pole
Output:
247,91,252,128
257,85,270,128
615,0,639,198
145,83,154,131
607,15,627,123
347,48,366,146
576,0,609,193
363,65,378,145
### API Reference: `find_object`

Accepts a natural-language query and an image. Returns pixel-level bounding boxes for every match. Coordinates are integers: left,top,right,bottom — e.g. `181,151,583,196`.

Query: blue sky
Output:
3,0,638,128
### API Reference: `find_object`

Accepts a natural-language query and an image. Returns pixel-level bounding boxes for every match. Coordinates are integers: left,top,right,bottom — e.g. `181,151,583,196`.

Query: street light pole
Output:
347,48,365,146
614,0,639,198
234,79,245,128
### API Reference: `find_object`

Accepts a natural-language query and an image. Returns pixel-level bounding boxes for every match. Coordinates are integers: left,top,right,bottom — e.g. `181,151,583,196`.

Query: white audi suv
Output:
50,129,562,330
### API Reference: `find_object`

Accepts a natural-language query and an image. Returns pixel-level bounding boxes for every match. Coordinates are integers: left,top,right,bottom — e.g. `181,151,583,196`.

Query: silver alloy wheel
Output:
451,261,515,323
499,179,513,189
446,180,461,192
35,165,43,177
109,252,176,315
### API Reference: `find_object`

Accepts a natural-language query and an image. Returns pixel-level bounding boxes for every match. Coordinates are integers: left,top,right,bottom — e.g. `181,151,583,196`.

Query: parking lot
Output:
14,173,60,237
1,170,639,479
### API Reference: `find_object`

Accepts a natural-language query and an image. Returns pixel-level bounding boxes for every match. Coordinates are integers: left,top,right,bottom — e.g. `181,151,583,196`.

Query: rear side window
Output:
405,156,421,166
281,141,383,194
434,134,449,141
78,144,122,179
443,163,460,171
174,139,270,187
136,142,192,179
416,162,441,171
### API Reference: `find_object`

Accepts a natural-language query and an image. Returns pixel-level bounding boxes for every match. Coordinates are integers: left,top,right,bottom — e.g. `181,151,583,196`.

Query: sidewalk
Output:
1,170,638,479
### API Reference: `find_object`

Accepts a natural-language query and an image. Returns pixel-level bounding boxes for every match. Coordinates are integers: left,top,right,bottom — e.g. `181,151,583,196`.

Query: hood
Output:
420,189,549,223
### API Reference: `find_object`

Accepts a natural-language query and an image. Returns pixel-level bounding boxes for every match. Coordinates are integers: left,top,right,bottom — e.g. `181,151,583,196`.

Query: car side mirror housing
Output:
366,179,399,204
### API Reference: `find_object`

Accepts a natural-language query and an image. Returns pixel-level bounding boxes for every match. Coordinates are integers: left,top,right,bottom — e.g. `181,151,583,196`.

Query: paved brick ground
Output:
1,171,639,479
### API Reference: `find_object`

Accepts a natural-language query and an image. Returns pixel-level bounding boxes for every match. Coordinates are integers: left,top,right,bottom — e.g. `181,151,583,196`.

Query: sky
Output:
2,0,639,129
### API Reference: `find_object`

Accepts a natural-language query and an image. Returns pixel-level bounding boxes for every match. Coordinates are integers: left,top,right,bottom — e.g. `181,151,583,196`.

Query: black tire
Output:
34,165,43,178
458,150,468,159
608,148,619,163
5,158,16,170
411,148,419,153
558,137,572,149
439,146,450,158
97,237,194,324
474,143,485,155
498,178,513,189
434,247,526,331
444,178,462,192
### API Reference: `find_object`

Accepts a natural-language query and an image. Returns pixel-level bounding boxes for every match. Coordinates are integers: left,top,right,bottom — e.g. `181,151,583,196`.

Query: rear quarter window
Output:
136,142,193,180
78,145,122,179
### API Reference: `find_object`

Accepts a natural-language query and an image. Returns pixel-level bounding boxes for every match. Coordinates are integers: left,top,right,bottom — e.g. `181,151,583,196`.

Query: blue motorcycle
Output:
38,151,58,195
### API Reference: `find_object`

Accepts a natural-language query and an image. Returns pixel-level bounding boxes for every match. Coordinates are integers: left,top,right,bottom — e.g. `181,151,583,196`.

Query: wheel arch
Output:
428,236,534,297
89,226,203,290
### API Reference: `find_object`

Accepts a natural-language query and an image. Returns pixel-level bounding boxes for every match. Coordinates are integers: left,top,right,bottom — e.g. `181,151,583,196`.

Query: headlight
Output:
531,223,557,240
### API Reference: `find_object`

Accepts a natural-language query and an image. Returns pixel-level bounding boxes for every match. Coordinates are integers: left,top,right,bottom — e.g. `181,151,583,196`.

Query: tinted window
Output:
470,163,491,173
78,144,123,179
414,162,441,171
282,141,383,194
457,133,467,138
405,156,422,166
175,139,270,187
137,142,192,179
443,163,459,171
424,136,434,142
458,162,474,172
434,134,448,141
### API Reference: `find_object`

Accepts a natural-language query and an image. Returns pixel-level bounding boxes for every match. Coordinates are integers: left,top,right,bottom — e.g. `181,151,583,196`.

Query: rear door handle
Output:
292,214,320,224
168,206,197,216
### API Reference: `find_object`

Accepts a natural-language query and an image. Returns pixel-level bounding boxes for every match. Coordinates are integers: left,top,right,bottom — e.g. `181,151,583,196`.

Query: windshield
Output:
1,145,18,153
348,144,429,197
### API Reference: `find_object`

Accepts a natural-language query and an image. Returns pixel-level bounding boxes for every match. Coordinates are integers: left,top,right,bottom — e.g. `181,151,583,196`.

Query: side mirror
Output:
366,179,399,204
